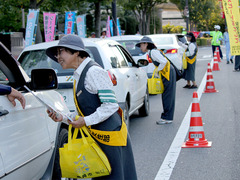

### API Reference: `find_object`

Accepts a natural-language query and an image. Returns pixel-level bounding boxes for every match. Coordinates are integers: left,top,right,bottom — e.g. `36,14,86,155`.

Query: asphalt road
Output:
129,45,240,180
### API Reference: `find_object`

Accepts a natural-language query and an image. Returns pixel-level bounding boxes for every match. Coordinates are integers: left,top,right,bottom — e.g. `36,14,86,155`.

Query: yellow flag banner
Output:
222,0,240,55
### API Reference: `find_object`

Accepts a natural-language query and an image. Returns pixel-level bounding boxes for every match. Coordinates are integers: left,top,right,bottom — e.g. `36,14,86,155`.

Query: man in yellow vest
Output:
210,25,223,60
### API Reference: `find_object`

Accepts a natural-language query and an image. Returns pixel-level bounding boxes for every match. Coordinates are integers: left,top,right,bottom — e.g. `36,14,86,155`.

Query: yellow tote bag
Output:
148,67,164,94
182,52,188,69
59,125,111,179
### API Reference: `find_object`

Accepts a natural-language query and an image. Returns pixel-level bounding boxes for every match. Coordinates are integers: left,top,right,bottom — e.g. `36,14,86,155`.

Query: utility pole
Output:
112,0,117,36
185,0,189,32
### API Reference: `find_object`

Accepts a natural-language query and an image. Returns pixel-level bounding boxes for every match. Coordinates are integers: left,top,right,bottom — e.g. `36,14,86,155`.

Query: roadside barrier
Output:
182,91,212,148
212,52,220,71
203,63,219,93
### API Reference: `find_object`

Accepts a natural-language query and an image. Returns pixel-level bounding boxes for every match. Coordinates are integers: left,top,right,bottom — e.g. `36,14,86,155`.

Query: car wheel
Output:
52,127,77,180
138,88,150,117
123,101,130,130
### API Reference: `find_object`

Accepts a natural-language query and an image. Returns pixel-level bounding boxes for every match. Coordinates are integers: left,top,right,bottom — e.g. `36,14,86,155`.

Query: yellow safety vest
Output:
185,49,197,64
160,61,170,81
157,50,170,81
186,55,196,64
73,80,127,146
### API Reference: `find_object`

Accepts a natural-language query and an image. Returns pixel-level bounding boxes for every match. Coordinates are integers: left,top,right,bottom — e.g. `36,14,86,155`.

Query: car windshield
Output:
116,40,144,56
19,47,102,76
151,36,174,45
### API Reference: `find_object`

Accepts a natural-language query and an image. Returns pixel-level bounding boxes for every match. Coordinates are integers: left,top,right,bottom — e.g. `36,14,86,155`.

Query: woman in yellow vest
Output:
45,34,137,180
178,32,198,88
136,36,177,125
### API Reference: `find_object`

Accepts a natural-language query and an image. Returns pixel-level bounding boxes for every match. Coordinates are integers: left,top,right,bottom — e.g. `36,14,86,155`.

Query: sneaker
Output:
183,84,191,88
156,119,173,125
233,69,240,72
190,85,198,89
226,61,229,64
230,59,233,63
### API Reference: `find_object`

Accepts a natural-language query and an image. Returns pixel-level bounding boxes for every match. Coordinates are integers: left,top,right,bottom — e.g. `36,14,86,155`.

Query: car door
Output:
116,45,147,111
107,45,139,113
0,51,52,179
118,45,147,107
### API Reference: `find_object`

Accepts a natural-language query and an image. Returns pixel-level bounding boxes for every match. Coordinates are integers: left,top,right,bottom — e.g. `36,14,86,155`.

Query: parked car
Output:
146,34,187,70
18,38,149,128
0,42,70,179
108,35,155,78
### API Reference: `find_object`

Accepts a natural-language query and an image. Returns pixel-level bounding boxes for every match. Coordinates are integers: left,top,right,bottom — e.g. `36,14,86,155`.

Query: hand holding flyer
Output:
24,85,73,122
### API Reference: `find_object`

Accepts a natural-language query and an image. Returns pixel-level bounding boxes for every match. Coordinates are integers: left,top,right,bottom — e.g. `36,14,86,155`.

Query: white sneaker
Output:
156,119,172,125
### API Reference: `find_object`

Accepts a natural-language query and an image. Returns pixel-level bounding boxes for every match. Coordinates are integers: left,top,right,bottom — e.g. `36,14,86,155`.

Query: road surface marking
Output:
154,60,213,180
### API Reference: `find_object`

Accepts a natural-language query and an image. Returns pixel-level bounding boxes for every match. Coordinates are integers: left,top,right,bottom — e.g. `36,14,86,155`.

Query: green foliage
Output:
162,23,183,33
0,0,227,36
0,0,29,32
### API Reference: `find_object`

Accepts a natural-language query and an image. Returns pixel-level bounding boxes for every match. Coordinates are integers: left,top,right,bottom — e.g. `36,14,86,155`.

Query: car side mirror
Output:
137,59,149,67
31,69,58,90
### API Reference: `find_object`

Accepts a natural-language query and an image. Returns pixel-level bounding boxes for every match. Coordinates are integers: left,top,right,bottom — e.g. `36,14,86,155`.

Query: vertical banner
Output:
222,0,240,55
76,15,86,38
64,11,77,34
110,20,113,36
117,18,121,36
106,16,111,37
25,9,39,47
43,12,57,42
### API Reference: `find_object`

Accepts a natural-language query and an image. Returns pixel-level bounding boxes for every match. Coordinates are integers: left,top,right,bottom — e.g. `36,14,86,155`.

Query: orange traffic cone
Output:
203,63,218,93
212,52,220,71
216,47,221,62
182,91,212,148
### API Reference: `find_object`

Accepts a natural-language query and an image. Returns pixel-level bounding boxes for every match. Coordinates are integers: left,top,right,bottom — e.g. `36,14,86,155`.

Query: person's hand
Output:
47,109,63,122
7,87,26,109
68,115,86,128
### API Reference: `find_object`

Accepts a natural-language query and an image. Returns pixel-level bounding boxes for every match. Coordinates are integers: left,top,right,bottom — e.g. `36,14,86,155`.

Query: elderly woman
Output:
136,36,176,125
46,34,137,180
179,32,198,88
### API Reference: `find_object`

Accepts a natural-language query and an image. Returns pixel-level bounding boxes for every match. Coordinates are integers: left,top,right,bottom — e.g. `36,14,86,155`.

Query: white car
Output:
146,34,187,70
0,42,70,179
108,35,155,78
18,38,149,128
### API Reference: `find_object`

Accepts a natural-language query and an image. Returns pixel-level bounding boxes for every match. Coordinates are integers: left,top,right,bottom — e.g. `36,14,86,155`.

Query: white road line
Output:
154,59,212,180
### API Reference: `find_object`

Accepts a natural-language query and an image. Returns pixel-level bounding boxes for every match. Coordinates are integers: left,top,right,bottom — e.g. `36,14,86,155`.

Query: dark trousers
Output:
235,55,240,70
161,65,176,120
212,45,223,59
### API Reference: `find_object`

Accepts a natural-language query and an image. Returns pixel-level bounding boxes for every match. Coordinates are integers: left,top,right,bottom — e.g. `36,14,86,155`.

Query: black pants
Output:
161,65,176,120
212,45,223,59
235,55,240,70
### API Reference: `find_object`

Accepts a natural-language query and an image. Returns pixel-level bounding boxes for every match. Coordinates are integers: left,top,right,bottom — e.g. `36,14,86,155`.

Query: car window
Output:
117,40,143,56
177,35,187,44
85,46,104,68
110,46,128,68
0,69,8,85
19,48,103,76
151,36,173,45
104,45,128,68
19,50,74,76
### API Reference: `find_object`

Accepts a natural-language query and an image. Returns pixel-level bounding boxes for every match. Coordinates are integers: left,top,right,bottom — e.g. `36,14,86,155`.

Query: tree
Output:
169,0,224,31
119,0,167,35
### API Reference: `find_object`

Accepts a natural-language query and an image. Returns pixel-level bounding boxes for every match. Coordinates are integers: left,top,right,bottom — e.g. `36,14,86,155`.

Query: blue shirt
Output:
0,84,11,95
224,32,230,43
